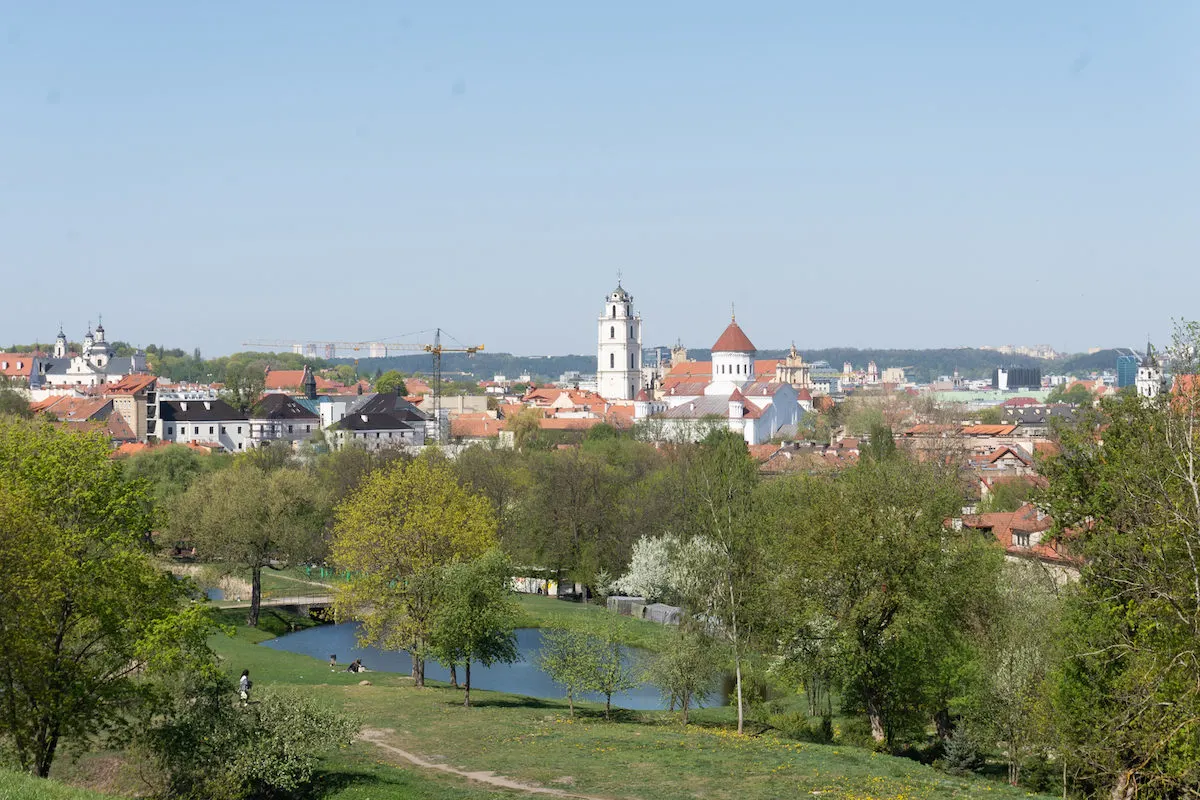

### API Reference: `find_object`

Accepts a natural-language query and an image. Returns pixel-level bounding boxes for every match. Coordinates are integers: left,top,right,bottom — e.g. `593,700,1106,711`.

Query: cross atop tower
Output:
731,303,736,322
616,269,623,287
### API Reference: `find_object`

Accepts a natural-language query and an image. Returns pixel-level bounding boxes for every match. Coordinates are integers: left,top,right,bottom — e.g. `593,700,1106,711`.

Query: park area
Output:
11,599,1055,800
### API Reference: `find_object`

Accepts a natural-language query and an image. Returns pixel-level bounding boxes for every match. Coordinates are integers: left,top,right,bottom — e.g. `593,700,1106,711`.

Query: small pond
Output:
261,624,678,711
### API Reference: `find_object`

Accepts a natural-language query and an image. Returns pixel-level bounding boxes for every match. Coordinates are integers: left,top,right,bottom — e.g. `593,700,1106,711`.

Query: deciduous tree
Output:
646,623,723,725
1039,322,1200,797
430,549,521,707
679,429,767,734
170,465,327,626
331,453,496,686
374,370,408,395
0,421,202,778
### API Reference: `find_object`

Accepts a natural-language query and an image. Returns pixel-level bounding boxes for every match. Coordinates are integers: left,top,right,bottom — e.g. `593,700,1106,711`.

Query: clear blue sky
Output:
2,2,1196,357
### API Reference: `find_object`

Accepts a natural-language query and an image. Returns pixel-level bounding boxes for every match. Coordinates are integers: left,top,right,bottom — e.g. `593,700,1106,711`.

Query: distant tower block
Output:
597,280,644,400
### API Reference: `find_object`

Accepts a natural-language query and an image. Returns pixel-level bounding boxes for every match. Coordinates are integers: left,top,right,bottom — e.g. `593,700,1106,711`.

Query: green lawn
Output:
197,608,1055,800
513,594,671,651
31,602,1053,800
0,769,119,800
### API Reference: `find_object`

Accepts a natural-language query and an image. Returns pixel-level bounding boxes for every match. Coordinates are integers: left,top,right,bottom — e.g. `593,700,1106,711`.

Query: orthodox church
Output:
31,320,148,389
647,315,802,444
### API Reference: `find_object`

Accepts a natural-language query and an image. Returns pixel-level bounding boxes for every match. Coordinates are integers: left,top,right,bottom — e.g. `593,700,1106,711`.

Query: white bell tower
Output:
1137,340,1165,400
597,280,643,400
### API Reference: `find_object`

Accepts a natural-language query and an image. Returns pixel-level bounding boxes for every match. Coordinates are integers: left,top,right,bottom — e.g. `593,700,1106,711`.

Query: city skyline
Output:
2,2,1195,355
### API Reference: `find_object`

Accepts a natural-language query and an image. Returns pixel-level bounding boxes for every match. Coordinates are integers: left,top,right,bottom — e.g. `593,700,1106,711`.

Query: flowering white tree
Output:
611,535,675,601
613,534,723,607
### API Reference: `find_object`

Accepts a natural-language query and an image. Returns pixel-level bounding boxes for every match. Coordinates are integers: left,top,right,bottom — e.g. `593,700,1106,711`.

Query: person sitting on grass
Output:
346,658,367,673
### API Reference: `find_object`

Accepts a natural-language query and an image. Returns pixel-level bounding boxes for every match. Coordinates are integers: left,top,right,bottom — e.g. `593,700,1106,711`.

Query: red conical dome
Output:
712,321,756,354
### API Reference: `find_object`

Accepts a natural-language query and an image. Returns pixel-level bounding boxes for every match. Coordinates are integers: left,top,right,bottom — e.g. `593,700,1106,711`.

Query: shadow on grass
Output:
450,695,561,711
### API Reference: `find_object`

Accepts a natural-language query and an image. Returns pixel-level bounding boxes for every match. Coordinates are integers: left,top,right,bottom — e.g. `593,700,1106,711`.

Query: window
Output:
375,433,380,439
167,426,174,435
306,425,311,432
237,443,243,450
1013,532,1030,547
221,426,226,434
193,426,199,435
610,326,615,339
629,325,633,338
629,353,634,368
237,426,242,433
287,425,293,434
610,353,614,368
209,426,214,434
612,305,616,317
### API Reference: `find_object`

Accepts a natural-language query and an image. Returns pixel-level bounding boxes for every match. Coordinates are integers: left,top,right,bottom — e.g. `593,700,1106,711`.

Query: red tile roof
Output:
29,396,112,421
0,353,37,379
712,321,756,353
264,370,340,392
105,373,157,395
960,424,1018,436
450,414,506,439
662,381,710,397
961,503,1076,566
747,444,781,463
664,361,712,380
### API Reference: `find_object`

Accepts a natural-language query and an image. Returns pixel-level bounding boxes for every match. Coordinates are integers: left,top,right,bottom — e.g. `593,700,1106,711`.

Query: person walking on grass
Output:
239,669,252,706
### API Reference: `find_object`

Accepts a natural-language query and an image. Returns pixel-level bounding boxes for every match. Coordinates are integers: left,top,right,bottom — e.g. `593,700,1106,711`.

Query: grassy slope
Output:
204,598,1052,800
0,769,116,800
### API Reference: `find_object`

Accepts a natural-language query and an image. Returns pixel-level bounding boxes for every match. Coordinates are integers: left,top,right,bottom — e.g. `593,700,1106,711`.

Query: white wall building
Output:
596,283,644,401
156,399,251,452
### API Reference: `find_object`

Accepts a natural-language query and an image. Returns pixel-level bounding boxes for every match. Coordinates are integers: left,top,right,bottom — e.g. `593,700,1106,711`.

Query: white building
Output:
596,282,644,401
156,399,251,452
248,394,320,449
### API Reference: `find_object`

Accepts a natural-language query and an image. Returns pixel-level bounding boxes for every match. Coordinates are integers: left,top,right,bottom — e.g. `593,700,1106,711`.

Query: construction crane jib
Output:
240,329,484,444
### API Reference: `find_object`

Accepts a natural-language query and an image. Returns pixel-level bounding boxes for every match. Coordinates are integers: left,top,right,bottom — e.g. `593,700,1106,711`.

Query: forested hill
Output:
335,347,1125,384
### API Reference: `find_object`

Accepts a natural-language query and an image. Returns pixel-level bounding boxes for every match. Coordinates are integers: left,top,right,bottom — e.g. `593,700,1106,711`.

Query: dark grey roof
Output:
36,356,143,376
159,399,248,422
331,413,414,432
251,393,319,420
355,391,431,422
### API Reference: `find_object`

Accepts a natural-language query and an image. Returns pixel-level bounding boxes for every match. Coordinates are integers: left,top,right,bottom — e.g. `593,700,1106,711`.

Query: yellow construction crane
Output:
241,329,484,443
